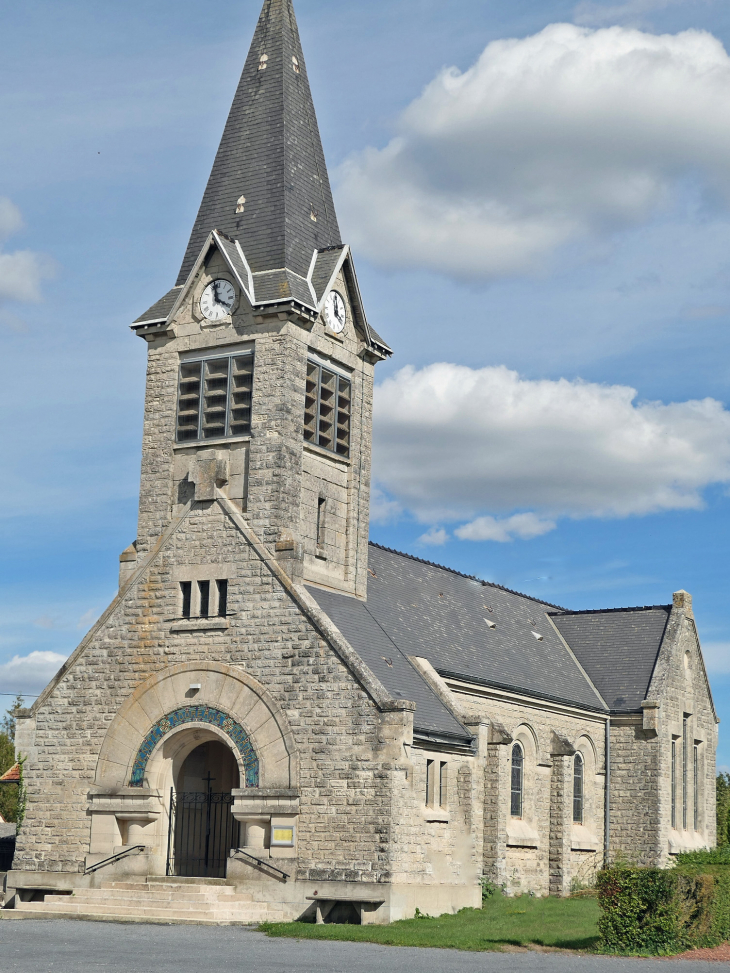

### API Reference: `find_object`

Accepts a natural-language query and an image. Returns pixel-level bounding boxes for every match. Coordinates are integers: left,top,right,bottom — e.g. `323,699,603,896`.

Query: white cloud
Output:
418,527,449,546
0,650,68,697
369,485,403,524
338,23,730,280
373,363,730,527
574,0,691,28
0,198,23,240
455,513,557,543
0,198,52,315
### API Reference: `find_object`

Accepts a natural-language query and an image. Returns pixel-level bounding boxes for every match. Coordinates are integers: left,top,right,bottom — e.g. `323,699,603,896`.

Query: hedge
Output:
597,863,730,954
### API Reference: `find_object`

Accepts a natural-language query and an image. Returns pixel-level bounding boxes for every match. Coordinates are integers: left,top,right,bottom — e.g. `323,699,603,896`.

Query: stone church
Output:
4,0,718,924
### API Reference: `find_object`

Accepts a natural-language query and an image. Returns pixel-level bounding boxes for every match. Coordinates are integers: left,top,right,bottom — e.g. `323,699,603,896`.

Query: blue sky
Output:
2,0,730,763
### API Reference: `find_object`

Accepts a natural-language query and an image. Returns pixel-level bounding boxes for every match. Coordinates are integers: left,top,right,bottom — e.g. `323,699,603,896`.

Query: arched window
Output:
573,752,584,824
510,743,523,818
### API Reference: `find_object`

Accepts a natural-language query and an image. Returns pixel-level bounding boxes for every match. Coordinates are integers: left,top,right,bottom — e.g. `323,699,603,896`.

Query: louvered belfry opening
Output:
304,359,351,456
176,352,254,443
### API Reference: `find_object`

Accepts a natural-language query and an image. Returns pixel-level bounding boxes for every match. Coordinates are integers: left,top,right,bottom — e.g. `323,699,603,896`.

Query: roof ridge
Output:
549,604,672,616
367,541,566,611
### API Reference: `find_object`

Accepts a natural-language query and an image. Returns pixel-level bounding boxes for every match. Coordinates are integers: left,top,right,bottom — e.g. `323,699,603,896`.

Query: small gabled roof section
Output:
550,605,672,713
308,245,392,359
0,763,19,783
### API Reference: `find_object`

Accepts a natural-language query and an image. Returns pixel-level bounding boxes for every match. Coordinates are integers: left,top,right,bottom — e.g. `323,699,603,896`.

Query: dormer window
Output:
176,350,254,443
304,358,351,456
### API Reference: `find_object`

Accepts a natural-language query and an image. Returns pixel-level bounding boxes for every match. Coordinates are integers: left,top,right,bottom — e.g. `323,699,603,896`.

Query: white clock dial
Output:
200,279,236,321
324,290,347,334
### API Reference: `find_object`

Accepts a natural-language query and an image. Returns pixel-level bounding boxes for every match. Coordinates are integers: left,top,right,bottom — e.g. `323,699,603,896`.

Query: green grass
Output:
259,894,601,952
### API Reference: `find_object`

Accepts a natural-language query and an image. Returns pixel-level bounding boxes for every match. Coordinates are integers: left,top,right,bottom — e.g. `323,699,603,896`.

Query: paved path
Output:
0,920,726,973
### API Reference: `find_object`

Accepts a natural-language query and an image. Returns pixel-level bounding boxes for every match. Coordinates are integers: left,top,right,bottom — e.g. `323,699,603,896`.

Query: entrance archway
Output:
168,740,240,878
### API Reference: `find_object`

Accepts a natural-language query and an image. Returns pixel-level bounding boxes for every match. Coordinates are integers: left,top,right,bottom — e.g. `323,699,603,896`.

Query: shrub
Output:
597,864,730,954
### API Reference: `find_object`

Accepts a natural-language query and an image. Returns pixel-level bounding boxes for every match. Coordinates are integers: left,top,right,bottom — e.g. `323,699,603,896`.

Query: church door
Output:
166,740,239,878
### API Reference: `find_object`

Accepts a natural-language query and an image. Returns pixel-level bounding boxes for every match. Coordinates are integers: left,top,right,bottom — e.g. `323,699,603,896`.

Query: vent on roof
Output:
531,631,543,641
292,55,300,73
258,54,268,70
485,618,496,629
236,195,246,214
484,605,494,612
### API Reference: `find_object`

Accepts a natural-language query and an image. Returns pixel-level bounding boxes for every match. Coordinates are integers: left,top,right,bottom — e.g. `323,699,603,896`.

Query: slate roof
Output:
132,0,391,358
133,287,182,326
307,544,611,742
550,607,671,713
177,0,341,286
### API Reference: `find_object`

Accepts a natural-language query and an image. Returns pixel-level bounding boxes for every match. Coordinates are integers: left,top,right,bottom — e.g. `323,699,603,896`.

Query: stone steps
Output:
13,879,287,925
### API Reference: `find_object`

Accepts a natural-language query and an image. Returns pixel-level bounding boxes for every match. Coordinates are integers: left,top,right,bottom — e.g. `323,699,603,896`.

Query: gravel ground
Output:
0,919,728,973
668,943,730,963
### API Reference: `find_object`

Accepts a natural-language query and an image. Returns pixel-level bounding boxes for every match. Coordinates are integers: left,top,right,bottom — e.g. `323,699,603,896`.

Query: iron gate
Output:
166,787,238,878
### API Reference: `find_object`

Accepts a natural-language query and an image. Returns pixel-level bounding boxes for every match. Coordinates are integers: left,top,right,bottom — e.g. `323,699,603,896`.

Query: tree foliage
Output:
717,773,730,848
0,694,24,823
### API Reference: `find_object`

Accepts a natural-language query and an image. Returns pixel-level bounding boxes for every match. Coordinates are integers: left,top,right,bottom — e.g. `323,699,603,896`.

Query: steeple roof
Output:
177,0,341,286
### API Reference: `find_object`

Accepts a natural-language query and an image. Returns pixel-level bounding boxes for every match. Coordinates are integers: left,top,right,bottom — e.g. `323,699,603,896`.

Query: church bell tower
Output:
127,0,390,599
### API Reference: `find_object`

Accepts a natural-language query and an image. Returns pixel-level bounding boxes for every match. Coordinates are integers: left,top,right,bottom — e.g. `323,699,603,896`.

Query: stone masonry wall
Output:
135,248,374,599
14,500,392,881
457,692,607,896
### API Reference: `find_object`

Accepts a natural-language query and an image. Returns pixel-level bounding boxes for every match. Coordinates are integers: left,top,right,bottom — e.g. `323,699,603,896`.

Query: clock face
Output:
200,279,236,321
324,290,347,334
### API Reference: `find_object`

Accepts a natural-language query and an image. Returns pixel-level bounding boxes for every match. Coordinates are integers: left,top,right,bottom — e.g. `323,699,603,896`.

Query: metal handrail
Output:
230,848,289,882
84,844,145,874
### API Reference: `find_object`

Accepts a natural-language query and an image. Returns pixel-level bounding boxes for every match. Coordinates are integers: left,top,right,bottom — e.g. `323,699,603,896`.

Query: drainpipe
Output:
604,717,611,866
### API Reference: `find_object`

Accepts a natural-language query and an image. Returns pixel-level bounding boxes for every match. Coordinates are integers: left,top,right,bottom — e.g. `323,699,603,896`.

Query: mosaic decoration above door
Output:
129,704,259,787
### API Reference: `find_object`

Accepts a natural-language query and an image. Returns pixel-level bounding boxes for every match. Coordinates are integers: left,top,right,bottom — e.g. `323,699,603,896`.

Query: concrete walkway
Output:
0,919,725,973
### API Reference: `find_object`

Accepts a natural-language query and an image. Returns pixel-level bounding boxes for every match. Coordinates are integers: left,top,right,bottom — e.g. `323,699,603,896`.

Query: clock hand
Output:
212,281,220,305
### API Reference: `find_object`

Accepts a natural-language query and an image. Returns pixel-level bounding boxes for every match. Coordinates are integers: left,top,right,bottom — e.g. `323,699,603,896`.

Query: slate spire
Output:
177,0,342,286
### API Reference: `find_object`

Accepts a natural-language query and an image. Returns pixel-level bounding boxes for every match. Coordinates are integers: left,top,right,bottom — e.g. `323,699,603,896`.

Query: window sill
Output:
170,618,229,633
303,441,350,465
173,436,251,451
422,807,449,823
571,825,599,851
506,819,539,849
668,830,708,855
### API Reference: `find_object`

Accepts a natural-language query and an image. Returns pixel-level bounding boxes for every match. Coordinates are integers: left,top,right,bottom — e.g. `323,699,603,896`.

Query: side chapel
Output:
5,0,718,924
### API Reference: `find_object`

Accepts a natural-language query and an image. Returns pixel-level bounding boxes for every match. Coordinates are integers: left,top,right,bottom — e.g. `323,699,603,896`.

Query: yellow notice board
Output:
271,826,295,847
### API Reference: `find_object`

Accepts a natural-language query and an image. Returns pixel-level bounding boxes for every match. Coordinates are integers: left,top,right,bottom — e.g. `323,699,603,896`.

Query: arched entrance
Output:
167,740,240,878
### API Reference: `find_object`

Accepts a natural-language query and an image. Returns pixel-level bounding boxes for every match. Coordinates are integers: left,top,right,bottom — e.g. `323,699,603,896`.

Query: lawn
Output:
259,894,601,952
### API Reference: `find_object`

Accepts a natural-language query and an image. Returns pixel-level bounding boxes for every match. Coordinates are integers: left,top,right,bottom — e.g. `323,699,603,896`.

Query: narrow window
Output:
176,351,253,443
216,580,228,618
573,752,584,824
683,715,688,830
510,743,523,818
671,739,676,829
303,360,351,457
426,759,435,807
694,744,699,831
199,581,210,618
180,581,192,619
316,497,326,549
439,761,448,809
